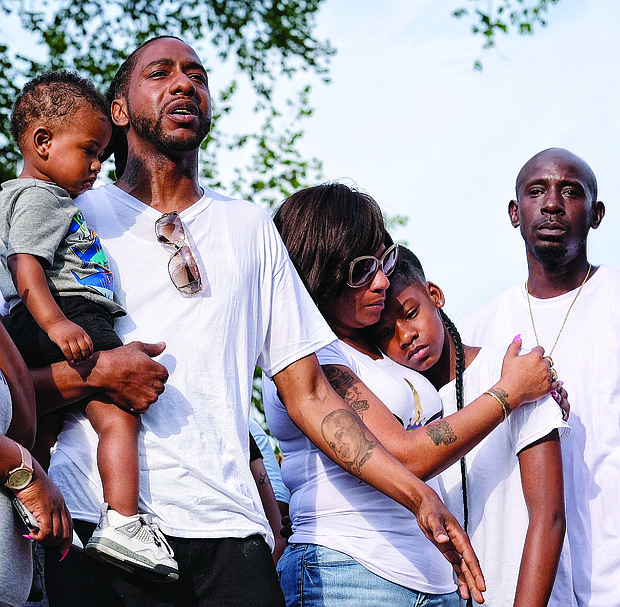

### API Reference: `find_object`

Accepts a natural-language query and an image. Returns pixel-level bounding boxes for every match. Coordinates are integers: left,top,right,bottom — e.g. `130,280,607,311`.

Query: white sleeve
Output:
509,395,571,455
257,218,335,377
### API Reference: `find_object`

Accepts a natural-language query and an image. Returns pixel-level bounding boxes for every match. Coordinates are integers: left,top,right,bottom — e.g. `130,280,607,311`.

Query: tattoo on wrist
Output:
323,366,370,417
321,409,376,476
426,420,457,446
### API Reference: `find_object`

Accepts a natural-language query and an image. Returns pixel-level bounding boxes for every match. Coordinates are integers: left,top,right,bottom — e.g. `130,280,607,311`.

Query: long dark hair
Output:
274,183,391,313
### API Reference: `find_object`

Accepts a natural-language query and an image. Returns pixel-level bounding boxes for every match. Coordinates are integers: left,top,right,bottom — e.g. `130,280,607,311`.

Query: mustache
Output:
162,97,206,119
533,217,569,231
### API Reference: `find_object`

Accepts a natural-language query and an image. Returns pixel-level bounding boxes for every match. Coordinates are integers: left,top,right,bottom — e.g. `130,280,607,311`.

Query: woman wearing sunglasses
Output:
262,183,559,607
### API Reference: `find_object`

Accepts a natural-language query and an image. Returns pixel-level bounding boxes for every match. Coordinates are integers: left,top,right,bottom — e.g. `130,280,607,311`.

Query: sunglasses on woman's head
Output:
347,243,399,288
155,211,202,296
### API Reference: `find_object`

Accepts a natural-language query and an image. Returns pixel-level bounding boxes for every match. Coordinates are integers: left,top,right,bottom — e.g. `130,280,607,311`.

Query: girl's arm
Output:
514,429,565,607
250,455,287,564
320,339,555,481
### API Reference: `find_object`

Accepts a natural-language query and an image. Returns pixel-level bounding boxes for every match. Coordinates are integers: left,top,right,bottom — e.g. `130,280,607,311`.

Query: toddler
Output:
0,70,178,581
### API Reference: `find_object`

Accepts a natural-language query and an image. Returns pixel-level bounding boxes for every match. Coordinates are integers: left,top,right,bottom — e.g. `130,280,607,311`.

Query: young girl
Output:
371,246,574,607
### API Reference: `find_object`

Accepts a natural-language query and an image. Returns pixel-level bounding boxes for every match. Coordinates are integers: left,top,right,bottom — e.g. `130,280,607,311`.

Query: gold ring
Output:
543,356,554,367
550,368,558,382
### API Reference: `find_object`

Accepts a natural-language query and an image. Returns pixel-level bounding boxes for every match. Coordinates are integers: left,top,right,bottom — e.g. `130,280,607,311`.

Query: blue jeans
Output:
277,543,459,607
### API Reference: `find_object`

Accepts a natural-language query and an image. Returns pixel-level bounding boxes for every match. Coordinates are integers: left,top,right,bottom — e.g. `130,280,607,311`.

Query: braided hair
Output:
440,308,471,606
440,310,469,522
392,248,471,581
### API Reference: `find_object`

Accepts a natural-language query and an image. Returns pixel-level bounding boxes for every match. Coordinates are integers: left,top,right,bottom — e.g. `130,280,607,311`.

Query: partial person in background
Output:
264,183,559,607
249,418,290,562
0,323,72,607
249,418,290,509
458,148,617,607
372,245,572,606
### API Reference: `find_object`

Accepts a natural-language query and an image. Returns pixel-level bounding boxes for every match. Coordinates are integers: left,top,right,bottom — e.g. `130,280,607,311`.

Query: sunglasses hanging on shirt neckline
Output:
155,211,203,296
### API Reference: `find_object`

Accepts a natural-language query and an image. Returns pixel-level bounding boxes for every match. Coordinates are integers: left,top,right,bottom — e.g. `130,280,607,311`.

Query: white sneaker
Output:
85,503,179,582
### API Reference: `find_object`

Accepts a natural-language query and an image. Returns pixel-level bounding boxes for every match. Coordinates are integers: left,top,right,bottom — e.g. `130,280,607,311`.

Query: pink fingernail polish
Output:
23,534,32,540
513,334,521,342
60,548,70,562
551,391,558,397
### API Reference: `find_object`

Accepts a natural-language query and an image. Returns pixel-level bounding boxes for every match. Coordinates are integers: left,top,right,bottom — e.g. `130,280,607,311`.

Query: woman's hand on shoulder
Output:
496,337,558,410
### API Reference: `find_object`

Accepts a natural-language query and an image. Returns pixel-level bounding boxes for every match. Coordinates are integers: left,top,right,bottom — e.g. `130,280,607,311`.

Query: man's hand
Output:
415,487,486,604
91,342,169,413
32,341,169,416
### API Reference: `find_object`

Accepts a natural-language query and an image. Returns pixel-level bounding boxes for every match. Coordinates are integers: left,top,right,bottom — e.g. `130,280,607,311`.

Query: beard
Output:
533,243,568,265
129,106,211,152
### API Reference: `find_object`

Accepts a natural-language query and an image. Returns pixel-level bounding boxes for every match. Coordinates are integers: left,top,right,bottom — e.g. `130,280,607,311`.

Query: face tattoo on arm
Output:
321,409,377,476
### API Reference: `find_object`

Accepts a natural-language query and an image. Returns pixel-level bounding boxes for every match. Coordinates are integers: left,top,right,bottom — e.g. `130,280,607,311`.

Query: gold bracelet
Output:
485,388,512,421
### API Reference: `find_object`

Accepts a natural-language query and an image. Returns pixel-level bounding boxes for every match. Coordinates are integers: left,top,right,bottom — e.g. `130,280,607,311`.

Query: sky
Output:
4,1,618,319
294,0,620,319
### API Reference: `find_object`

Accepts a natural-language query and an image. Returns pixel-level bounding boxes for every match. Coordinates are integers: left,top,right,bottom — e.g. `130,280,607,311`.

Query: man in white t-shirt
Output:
459,148,619,607
32,36,486,606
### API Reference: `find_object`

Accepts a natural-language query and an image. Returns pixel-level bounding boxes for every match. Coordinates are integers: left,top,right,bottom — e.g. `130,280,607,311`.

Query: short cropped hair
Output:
10,70,108,149
274,183,392,312
515,148,598,203
103,35,185,176
390,245,427,289
107,35,184,104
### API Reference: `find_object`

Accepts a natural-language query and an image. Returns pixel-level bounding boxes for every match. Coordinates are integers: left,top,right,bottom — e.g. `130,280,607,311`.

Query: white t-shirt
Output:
263,339,456,594
48,184,335,544
459,265,620,607
436,346,572,606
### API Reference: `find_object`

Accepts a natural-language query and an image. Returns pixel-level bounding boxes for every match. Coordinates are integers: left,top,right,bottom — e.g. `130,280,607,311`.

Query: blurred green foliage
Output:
0,0,336,432
453,0,560,70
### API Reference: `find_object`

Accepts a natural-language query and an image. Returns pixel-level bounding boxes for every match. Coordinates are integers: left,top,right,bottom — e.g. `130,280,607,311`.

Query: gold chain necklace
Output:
525,263,592,378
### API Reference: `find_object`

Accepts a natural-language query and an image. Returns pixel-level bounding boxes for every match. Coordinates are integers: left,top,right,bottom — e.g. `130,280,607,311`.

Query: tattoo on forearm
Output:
323,365,370,417
426,420,457,446
257,471,267,486
321,409,377,476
